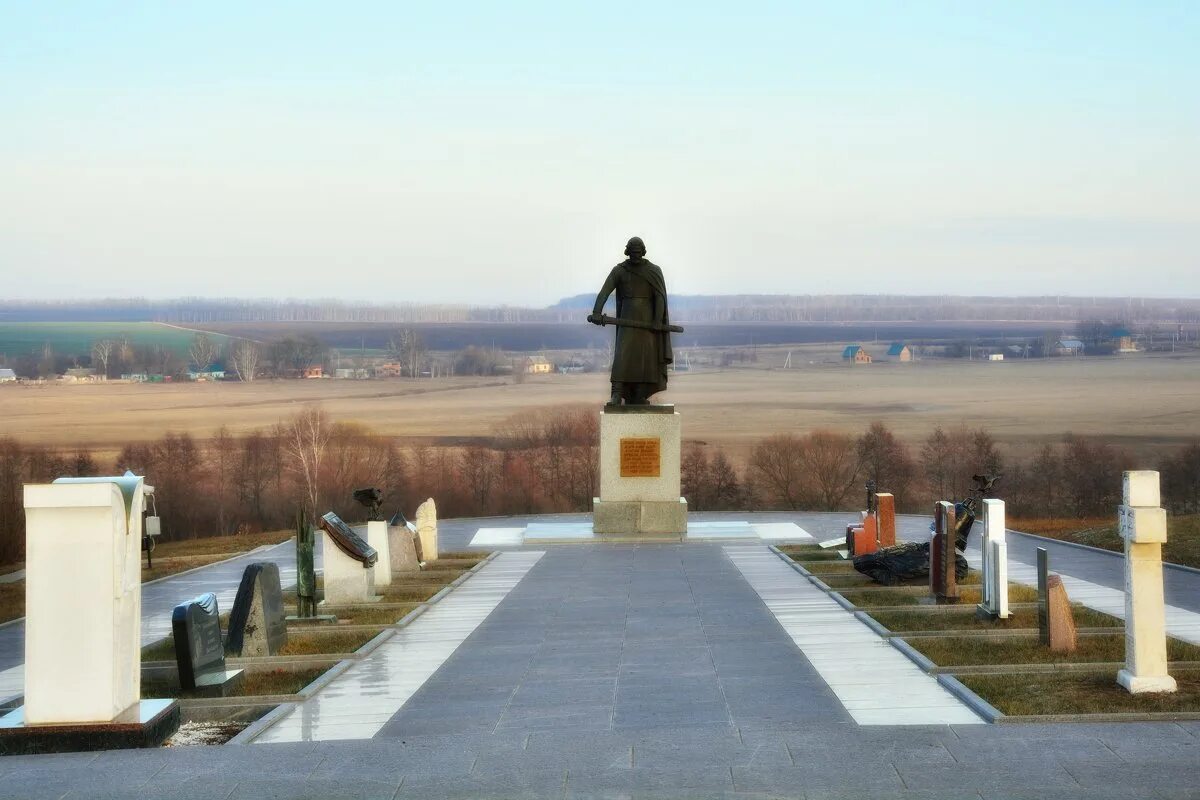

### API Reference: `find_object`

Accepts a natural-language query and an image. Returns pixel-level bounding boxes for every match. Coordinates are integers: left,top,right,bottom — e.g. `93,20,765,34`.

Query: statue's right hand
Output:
587,313,603,326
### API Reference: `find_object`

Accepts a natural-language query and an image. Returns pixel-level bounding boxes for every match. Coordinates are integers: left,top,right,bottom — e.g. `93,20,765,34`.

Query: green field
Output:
0,322,232,358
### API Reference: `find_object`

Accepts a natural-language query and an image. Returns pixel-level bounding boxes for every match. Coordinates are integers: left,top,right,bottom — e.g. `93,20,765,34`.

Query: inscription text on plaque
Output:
620,438,661,478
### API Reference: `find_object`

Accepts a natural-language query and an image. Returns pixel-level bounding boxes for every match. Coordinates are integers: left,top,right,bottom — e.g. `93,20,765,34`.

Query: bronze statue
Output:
588,237,683,405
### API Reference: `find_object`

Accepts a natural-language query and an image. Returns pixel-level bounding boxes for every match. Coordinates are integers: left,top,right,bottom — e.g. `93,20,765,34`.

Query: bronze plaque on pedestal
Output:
620,438,661,478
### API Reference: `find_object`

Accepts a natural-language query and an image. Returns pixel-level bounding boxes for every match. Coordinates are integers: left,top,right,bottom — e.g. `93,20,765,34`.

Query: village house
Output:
374,362,403,378
0,368,16,383
885,343,912,362
1054,338,1085,357
842,345,872,364
302,365,324,379
525,355,553,374
1112,328,1138,353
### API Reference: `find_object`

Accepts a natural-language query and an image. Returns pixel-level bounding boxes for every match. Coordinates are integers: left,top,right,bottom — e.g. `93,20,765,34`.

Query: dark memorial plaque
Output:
318,512,379,567
226,562,288,657
172,593,228,691
620,437,661,478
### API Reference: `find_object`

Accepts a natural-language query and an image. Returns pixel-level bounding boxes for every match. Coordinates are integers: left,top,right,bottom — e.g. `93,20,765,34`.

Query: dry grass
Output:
838,583,1039,607
338,603,422,626
430,555,486,565
380,585,444,602
1012,515,1200,570
5,357,1199,460
150,530,292,559
961,670,1200,715
868,605,1120,633
142,667,328,699
908,633,1200,666
278,628,385,656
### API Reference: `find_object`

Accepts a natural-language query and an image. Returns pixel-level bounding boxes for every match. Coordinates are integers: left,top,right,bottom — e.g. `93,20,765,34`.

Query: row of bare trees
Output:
2,412,1198,564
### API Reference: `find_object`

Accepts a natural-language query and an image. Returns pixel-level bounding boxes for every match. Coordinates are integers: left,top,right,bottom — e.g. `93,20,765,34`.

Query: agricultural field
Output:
0,321,233,358
0,351,1197,463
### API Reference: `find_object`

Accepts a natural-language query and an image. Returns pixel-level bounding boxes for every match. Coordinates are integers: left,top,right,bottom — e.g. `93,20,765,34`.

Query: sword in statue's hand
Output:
587,313,684,333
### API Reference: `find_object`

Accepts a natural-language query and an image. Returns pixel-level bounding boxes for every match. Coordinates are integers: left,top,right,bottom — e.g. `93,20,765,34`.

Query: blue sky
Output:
2,2,1197,303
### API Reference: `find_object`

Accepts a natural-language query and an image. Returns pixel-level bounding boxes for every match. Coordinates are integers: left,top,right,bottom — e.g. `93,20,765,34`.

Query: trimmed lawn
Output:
962,670,1200,715
869,605,1121,633
907,632,1200,666
142,667,327,699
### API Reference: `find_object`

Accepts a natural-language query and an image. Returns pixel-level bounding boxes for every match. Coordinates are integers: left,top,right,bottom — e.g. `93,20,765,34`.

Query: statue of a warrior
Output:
588,237,682,405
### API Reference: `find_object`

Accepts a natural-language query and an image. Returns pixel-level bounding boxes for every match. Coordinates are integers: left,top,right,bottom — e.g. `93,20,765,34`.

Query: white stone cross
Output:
1117,470,1177,694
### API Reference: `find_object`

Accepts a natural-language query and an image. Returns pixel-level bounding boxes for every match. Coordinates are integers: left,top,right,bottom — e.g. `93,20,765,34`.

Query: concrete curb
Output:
238,551,497,743
936,674,1003,723
889,637,937,674
228,702,297,745
853,610,891,638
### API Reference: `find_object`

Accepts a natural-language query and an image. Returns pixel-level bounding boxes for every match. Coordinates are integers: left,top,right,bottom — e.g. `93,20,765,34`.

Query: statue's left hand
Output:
587,313,604,326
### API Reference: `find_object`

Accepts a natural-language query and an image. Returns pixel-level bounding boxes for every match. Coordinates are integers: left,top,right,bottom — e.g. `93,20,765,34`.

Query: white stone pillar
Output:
1117,470,1176,694
366,520,392,587
978,499,1010,619
22,475,144,724
416,498,438,562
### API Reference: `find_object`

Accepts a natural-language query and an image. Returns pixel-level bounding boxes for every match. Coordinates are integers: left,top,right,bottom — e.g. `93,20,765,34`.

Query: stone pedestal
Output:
366,521,392,587
4,474,179,752
1117,471,1176,694
592,405,687,537
321,532,378,605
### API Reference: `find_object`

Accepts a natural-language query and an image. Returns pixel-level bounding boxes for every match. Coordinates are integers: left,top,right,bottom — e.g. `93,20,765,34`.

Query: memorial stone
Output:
295,508,317,618
977,498,1010,620
1045,575,1078,653
388,515,420,573
416,498,439,562
1117,470,1177,694
318,511,379,605
876,492,896,548
930,501,960,603
172,592,243,695
226,562,288,658
0,473,180,752
592,406,687,536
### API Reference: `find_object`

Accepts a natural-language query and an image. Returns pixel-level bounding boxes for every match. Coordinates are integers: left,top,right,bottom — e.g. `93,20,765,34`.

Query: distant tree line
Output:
1,413,1197,564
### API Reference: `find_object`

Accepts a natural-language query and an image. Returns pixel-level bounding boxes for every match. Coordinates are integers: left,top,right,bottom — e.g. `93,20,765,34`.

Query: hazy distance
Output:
2,3,1197,304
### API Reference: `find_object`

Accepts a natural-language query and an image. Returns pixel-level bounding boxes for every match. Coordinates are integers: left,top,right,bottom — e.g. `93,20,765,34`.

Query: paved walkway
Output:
3,513,1200,798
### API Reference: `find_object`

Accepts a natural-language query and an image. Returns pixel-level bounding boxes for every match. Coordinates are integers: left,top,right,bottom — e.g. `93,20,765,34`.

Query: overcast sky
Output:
2,2,1197,305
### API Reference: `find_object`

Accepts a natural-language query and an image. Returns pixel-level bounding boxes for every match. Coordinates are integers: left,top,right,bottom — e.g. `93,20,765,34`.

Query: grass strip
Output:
142,667,328,699
960,670,1200,715
907,633,1200,667
868,605,1121,633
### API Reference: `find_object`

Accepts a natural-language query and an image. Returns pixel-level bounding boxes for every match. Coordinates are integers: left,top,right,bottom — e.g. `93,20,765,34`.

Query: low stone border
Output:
229,552,498,744
936,674,1003,722
770,544,1002,723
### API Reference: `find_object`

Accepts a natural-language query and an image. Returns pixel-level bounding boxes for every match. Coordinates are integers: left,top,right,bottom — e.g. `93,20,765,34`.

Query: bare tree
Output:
189,333,220,372
91,339,115,378
229,340,260,382
800,430,861,511
749,434,808,509
284,405,332,514
388,328,425,377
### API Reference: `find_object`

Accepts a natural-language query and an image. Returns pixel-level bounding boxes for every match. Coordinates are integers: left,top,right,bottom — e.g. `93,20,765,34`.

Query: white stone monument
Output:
318,513,379,606
416,498,438,562
592,407,687,536
1117,470,1176,694
388,519,420,573
0,473,179,752
366,520,392,587
977,499,1010,619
